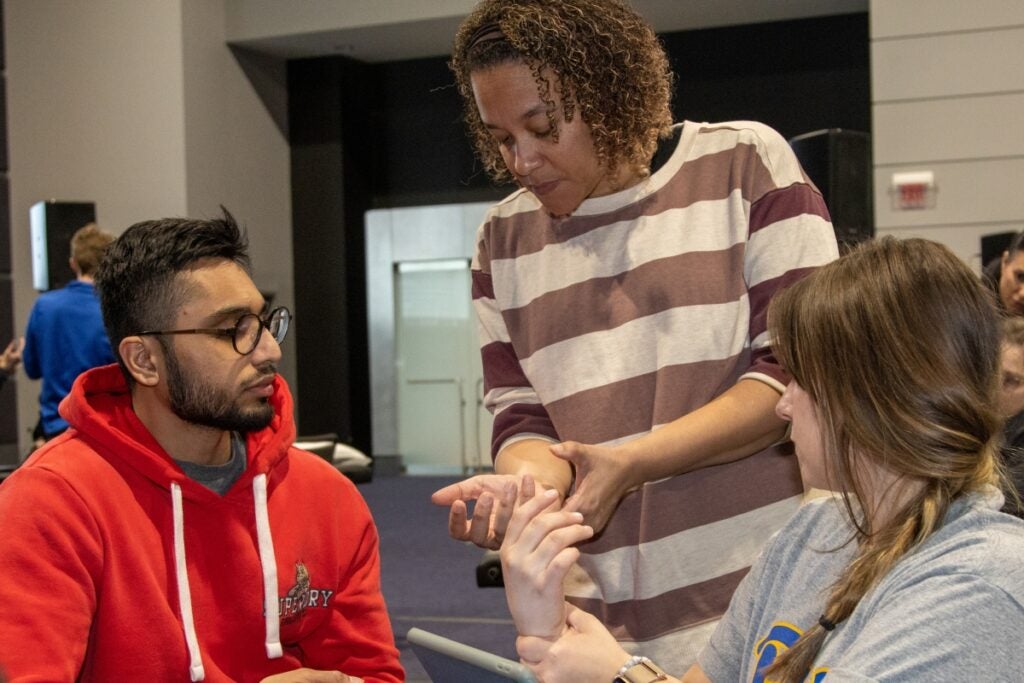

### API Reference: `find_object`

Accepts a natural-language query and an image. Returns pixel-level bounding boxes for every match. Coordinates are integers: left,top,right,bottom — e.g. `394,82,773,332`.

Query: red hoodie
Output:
0,364,404,682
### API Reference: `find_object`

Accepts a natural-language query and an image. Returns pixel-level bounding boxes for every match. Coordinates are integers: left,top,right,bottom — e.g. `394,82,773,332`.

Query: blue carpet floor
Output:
358,474,518,681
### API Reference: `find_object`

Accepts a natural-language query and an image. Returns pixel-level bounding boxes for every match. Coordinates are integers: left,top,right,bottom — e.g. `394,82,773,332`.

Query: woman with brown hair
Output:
503,237,1024,681
430,0,838,670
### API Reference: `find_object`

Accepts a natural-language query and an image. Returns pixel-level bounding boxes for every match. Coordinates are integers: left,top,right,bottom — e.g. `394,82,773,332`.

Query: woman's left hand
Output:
500,477,594,639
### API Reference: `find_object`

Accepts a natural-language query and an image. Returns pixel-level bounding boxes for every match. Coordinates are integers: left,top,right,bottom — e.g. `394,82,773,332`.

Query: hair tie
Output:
818,615,836,632
468,22,505,49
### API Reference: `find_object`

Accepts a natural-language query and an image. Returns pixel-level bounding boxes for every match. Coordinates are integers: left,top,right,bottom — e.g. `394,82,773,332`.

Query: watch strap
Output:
613,655,669,683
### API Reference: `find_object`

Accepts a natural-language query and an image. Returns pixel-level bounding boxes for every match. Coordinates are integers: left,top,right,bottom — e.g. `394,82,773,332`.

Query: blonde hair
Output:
70,223,114,276
450,0,674,184
1002,316,1024,348
766,237,1004,681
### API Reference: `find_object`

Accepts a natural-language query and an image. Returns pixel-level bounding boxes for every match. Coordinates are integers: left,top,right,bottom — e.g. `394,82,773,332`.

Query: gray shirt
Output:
699,489,1024,682
174,432,247,496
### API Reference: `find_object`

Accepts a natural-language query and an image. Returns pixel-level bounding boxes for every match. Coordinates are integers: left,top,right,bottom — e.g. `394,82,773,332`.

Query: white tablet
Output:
407,627,538,682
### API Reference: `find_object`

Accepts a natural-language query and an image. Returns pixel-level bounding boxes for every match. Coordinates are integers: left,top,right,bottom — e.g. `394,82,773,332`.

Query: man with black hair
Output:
0,211,402,683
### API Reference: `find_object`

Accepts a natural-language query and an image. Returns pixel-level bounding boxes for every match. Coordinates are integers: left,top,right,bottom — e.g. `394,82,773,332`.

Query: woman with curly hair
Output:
504,238,1024,681
431,0,838,670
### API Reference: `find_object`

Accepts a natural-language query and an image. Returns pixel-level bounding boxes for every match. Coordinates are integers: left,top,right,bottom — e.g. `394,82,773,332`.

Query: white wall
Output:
870,1,1024,271
180,0,295,388
5,0,293,455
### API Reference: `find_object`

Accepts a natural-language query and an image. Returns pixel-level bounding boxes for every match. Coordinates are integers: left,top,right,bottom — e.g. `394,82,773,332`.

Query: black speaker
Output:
981,232,1018,269
29,200,96,291
789,129,873,247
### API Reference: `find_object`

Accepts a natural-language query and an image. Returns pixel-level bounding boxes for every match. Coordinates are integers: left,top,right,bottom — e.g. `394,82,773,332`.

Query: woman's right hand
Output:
500,476,594,639
516,605,634,683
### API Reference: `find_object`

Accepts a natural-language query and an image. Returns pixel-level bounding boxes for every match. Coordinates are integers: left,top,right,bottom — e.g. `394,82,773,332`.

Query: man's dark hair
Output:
95,208,251,378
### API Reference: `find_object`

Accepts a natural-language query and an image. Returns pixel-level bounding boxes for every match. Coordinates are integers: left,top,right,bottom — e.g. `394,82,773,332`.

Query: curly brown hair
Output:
450,0,674,184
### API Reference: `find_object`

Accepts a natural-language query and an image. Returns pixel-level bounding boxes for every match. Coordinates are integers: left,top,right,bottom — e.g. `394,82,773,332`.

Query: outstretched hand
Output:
550,441,639,535
500,479,593,638
431,474,540,549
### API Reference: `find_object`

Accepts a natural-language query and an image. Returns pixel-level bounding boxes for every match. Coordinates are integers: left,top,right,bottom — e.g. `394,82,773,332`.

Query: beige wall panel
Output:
872,27,1024,102
180,0,296,392
225,0,476,40
876,223,1021,273
873,93,1024,164
6,0,189,454
874,158,1024,229
871,0,1024,39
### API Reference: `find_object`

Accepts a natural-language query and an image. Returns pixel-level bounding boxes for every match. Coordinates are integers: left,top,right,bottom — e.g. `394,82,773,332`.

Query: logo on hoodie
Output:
279,562,334,623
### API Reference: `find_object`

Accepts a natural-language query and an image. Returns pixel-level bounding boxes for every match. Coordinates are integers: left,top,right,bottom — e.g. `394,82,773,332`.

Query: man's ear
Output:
120,336,161,387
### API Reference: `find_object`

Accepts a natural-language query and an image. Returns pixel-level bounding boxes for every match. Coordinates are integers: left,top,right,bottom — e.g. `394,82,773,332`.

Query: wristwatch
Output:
613,655,669,683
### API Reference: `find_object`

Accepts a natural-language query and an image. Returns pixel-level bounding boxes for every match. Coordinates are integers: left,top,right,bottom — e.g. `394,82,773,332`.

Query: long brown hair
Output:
766,237,1004,681
449,0,674,184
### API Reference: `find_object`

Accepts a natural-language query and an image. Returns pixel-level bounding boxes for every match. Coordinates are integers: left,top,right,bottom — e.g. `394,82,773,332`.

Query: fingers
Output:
561,492,583,514
436,475,516,549
447,500,470,541
467,492,498,548
519,473,536,502
567,492,618,536
490,480,518,544
430,476,488,505
503,497,593,583
549,441,582,462
516,635,554,664
566,603,600,632
504,488,560,546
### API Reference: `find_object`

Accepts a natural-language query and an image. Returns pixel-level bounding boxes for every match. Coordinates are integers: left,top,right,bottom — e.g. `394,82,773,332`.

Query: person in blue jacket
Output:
23,223,115,441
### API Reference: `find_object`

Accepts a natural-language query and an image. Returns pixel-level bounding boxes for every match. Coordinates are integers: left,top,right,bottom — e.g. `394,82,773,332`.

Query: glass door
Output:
395,259,493,474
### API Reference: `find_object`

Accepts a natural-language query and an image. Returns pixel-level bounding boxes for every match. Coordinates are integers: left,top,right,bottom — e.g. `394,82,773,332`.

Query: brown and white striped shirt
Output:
472,120,839,670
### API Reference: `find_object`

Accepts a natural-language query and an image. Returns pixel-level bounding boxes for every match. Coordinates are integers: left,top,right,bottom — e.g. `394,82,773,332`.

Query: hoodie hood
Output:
59,363,296,499
58,363,297,680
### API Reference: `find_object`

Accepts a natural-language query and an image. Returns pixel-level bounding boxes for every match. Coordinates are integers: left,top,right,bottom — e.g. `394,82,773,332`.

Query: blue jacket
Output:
23,280,115,435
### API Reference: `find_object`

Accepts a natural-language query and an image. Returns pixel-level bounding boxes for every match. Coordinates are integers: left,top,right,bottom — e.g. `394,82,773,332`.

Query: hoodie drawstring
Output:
171,482,206,682
253,473,284,658
170,475,283,683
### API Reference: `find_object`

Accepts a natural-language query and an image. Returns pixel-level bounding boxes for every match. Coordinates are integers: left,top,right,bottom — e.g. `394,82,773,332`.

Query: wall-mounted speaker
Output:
29,200,96,291
981,231,1018,269
789,129,873,248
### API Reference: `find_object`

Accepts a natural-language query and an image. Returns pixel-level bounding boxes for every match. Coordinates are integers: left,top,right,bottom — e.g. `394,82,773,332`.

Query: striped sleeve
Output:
741,127,839,390
472,233,560,460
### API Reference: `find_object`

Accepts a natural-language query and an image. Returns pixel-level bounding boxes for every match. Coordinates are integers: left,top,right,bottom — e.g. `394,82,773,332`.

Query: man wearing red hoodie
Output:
0,211,403,683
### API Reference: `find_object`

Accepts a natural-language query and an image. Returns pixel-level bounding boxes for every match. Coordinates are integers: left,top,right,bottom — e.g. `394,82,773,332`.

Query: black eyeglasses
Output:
137,307,291,356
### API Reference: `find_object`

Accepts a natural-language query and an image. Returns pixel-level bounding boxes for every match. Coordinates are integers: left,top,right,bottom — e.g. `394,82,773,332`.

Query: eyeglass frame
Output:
136,306,291,356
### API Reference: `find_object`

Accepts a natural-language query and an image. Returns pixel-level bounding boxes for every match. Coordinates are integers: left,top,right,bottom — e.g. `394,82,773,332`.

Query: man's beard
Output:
165,347,275,432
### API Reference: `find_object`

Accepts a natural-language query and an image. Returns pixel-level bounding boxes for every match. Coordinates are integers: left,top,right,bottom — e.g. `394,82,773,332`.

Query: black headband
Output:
467,22,505,50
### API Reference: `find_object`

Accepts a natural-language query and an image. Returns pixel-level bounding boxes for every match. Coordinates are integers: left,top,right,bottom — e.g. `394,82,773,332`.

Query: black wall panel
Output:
662,14,870,139
0,176,9,273
790,128,873,247
288,57,375,451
